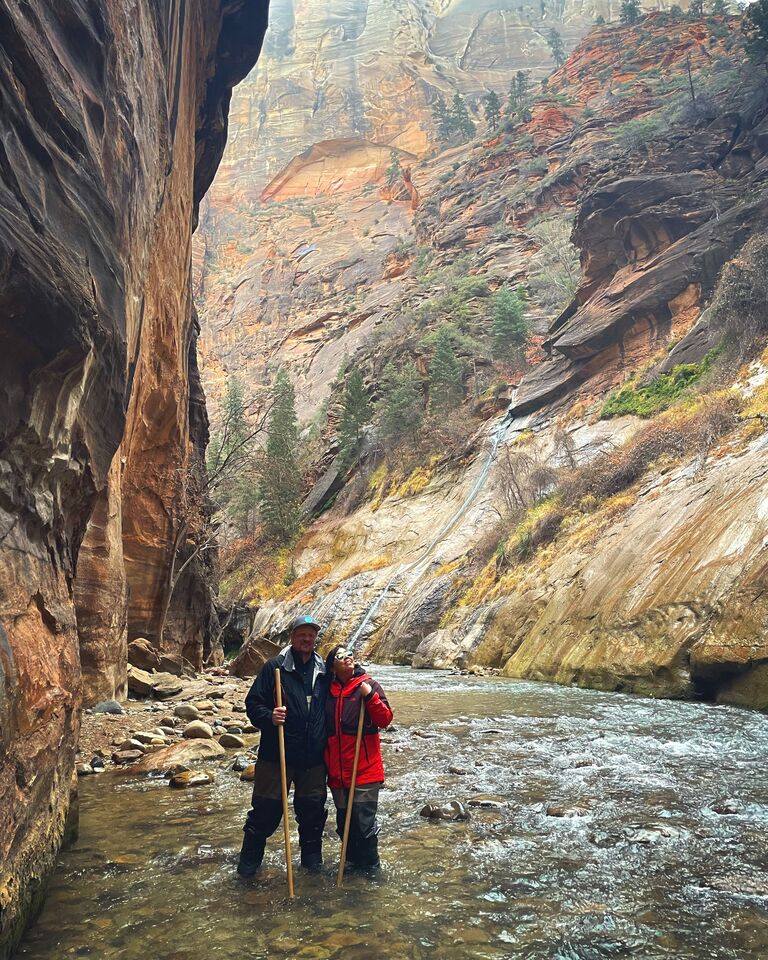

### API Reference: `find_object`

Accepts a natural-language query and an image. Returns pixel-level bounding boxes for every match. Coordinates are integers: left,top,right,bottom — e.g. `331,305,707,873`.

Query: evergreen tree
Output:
595,14,606,24
258,369,302,543
207,376,259,533
620,0,642,23
546,28,566,67
378,362,423,448
743,0,768,61
338,368,373,468
431,95,454,140
689,0,704,16
491,286,529,359
450,93,476,141
482,90,502,131
710,0,729,12
385,150,403,187
669,3,684,15
428,326,464,411
508,71,531,112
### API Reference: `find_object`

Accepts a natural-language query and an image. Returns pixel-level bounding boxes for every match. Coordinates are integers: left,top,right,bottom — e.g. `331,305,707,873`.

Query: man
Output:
237,614,328,877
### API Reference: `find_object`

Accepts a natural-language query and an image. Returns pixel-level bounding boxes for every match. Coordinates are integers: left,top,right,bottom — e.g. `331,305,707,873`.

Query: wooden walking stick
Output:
337,698,367,888
275,668,294,898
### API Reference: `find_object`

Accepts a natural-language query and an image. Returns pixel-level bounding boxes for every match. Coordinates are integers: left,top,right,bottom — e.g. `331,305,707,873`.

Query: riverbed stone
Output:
153,677,184,700
118,739,147,753
132,731,164,745
127,739,227,774
240,763,257,781
127,666,154,697
219,733,245,749
112,749,144,765
183,720,214,739
468,795,508,809
712,798,745,815
232,755,251,772
91,700,125,715
174,704,200,721
169,770,215,788
419,800,470,821
76,763,94,776
195,700,216,713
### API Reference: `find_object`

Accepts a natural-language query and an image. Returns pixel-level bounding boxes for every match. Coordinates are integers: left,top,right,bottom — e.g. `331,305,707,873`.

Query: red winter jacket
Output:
324,670,393,789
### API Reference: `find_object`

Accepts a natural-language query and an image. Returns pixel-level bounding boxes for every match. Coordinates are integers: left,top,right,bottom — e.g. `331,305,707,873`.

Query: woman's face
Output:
333,648,355,682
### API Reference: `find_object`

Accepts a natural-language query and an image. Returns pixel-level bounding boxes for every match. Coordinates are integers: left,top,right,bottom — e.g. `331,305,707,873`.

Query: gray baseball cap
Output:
289,614,321,634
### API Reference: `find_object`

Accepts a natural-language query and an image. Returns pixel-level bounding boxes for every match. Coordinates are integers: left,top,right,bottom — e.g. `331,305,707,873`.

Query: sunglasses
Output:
334,650,353,661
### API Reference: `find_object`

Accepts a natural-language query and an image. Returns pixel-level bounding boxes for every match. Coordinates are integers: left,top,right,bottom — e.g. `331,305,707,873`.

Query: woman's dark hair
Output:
325,645,342,676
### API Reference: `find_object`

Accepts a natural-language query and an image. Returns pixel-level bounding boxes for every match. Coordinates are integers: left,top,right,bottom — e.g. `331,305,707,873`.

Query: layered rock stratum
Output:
197,12,768,711
0,2,267,955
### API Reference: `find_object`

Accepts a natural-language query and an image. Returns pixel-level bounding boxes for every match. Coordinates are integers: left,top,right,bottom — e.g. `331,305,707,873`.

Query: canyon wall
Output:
0,2,268,955
198,13,768,711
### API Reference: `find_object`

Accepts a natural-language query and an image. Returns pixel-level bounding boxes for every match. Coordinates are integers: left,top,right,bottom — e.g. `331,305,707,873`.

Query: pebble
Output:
182,720,214,740
169,770,215,788
195,700,216,713
419,800,470,821
174,704,200,721
219,733,245,749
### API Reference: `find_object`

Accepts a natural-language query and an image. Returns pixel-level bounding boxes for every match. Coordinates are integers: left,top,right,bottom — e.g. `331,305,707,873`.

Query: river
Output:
17,667,768,959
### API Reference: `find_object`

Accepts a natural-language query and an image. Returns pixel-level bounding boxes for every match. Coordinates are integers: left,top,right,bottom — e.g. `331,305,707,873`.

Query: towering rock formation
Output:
0,2,268,955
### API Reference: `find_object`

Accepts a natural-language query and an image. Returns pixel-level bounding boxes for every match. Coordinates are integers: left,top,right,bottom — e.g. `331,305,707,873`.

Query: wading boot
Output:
299,842,323,872
237,828,266,878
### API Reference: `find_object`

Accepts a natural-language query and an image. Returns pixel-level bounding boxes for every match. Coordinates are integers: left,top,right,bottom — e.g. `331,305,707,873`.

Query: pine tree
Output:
595,14,606,24
450,93,476,142
710,0,729,12
743,0,768,61
378,362,423,448
338,368,373,468
431,95,455,140
482,91,502,132
689,0,704,16
385,150,403,186
258,369,302,543
508,71,531,113
547,28,566,67
428,327,464,411
620,0,642,23
491,286,529,360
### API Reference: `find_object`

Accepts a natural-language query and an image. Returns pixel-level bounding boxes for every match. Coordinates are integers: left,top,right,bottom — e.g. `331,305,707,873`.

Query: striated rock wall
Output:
0,2,268,956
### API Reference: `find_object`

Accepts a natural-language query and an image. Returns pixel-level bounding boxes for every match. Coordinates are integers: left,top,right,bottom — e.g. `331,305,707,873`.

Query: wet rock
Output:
127,740,227,774
183,721,214,740
232,755,251,772
240,764,257,782
91,700,125,715
219,733,245,749
76,763,94,776
448,765,468,776
169,770,215,788
112,750,144,765
623,824,681,844
468,795,508,809
174,704,201,721
225,725,243,734
419,800,470,821
712,798,745,815
118,739,147,753
128,638,160,672
90,757,106,771
242,724,257,734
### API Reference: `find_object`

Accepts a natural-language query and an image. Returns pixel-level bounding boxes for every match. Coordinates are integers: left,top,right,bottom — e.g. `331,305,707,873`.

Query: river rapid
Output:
17,667,768,960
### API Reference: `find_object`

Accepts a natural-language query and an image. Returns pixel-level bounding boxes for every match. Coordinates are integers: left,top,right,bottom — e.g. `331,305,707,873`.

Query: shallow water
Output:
18,668,768,959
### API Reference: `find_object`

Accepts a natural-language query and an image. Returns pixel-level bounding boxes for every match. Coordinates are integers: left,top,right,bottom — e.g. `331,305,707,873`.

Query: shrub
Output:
526,214,580,313
600,351,719,419
708,232,768,360
615,114,668,151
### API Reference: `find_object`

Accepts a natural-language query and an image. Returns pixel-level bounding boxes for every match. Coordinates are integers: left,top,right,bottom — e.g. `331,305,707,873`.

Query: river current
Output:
18,667,768,959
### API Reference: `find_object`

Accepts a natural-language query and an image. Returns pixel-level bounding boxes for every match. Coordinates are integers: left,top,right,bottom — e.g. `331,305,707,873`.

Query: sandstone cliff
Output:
197,15,768,712
0,2,268,955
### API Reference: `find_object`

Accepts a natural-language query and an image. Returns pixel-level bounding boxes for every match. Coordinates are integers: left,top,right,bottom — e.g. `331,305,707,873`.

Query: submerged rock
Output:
419,800,470,821
170,770,215,789
127,740,226,775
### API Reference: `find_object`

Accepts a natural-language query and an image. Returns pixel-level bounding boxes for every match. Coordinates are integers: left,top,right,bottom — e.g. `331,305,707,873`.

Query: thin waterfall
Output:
347,406,515,652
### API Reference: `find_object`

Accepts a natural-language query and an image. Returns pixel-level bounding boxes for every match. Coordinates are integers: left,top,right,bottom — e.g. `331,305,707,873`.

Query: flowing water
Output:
18,668,768,960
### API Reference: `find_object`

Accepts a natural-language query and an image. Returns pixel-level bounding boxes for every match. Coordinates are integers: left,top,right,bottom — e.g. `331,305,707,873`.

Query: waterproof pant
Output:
244,761,327,854
331,782,382,867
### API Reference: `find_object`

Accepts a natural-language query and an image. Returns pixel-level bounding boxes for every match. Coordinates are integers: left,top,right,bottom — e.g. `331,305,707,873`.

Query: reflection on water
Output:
18,668,768,959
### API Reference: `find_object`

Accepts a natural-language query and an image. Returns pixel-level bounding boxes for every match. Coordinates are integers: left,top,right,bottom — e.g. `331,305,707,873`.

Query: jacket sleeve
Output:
364,678,393,729
245,660,276,731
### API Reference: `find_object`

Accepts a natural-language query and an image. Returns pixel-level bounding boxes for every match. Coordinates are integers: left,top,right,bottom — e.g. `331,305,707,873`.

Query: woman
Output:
324,645,393,869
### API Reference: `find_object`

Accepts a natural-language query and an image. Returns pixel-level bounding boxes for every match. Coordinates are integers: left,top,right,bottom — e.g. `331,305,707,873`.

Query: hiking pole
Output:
275,668,294,898
337,698,366,888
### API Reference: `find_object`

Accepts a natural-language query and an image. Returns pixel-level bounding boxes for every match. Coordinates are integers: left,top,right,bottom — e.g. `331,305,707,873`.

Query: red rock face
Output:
0,2,268,955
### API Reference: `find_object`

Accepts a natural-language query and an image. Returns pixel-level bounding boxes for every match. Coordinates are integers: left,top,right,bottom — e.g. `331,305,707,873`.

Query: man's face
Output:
291,626,318,657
